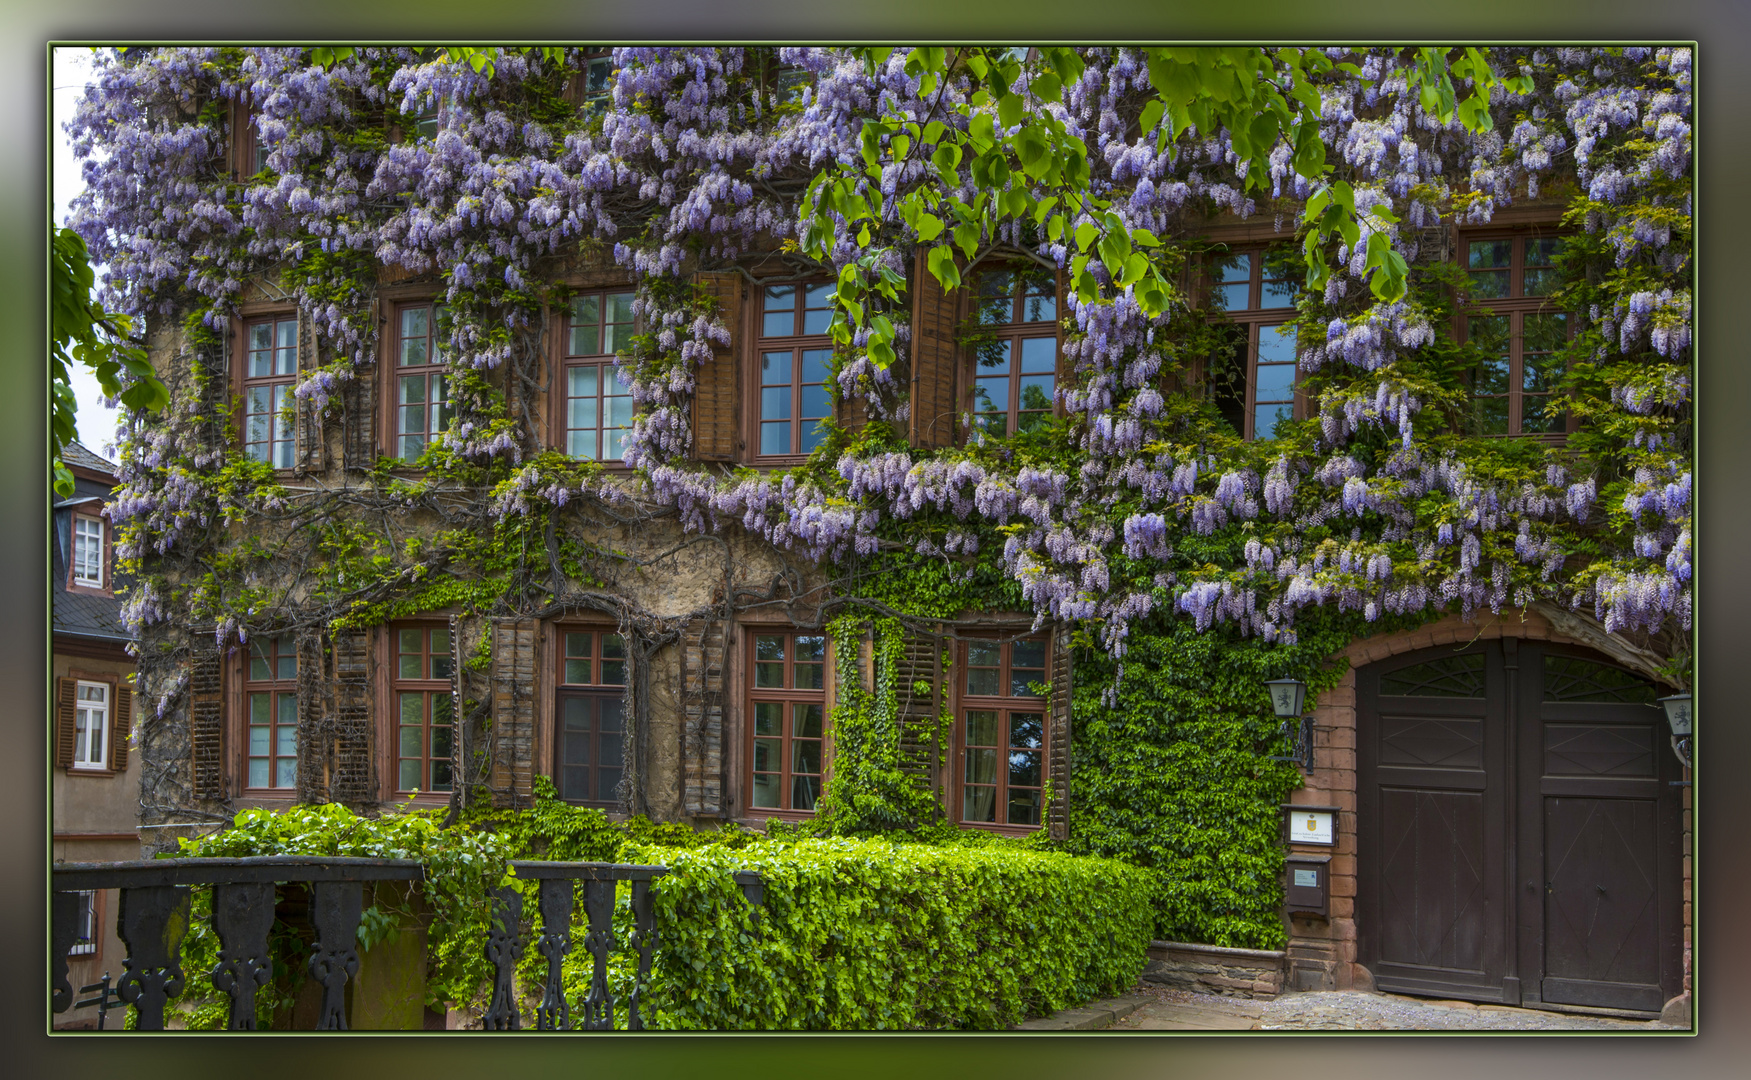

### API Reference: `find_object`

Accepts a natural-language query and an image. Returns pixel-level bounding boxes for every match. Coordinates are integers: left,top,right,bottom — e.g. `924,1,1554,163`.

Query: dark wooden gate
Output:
1358,641,1682,1014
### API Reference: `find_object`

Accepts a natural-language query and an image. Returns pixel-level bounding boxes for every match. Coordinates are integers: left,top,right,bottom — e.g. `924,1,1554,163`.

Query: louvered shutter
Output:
682,618,726,817
894,629,945,808
489,618,538,807
294,627,326,803
55,678,77,769
692,271,742,461
189,645,226,799
111,683,132,772
1047,622,1073,841
330,627,374,804
909,249,961,449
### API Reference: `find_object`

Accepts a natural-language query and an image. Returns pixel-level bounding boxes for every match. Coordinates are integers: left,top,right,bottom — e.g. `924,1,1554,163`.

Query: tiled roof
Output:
62,440,117,478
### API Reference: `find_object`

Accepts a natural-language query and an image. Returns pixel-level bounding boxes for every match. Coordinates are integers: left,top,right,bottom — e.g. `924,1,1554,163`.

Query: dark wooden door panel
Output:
1540,796,1663,1010
1375,787,1490,977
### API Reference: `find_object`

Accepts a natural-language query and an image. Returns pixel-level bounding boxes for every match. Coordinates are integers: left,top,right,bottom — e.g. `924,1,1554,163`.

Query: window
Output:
555,628,626,805
73,681,109,771
579,50,614,116
958,637,1047,828
68,891,98,957
755,282,835,459
245,634,298,790
747,630,827,813
393,625,454,794
969,265,1058,437
71,515,105,589
393,302,453,463
1205,248,1300,440
1461,233,1570,436
242,315,298,467
560,290,636,462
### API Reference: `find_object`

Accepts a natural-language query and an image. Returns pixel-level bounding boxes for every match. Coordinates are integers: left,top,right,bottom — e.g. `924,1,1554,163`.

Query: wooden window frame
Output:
1200,244,1304,441
384,299,454,466
237,312,300,470
1456,226,1578,440
389,622,456,797
67,889,102,957
573,49,616,117
952,634,1050,833
964,261,1064,439
66,511,111,596
229,99,269,180
551,625,629,807
743,627,831,819
552,287,637,467
748,280,837,465
70,678,112,772
240,633,299,795
57,669,128,778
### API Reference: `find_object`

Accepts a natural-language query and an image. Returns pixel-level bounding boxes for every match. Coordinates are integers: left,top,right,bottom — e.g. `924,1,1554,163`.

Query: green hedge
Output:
626,838,1154,1030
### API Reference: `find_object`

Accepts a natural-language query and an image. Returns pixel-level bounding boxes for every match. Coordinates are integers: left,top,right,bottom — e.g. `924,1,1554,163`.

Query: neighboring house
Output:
51,441,138,1028
68,47,1692,1023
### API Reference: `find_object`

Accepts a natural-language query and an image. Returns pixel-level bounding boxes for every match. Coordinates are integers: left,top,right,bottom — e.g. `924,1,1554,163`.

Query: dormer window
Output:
71,515,105,589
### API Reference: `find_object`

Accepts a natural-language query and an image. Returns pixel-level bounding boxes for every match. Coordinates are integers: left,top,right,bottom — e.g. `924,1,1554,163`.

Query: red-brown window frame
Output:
388,623,455,798
383,299,454,465
1199,244,1304,441
238,312,300,469
551,287,637,467
228,99,270,180
743,627,830,818
1455,226,1578,440
964,261,1064,439
747,280,837,465
239,632,299,796
953,634,1050,833
551,625,628,807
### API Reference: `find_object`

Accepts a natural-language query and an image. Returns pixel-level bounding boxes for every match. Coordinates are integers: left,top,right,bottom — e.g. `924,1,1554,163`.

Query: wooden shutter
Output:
489,618,538,807
330,627,374,804
692,271,742,461
1047,622,1073,842
293,309,325,474
681,618,726,817
189,645,226,800
894,629,945,808
909,249,961,449
343,299,378,470
294,627,326,803
111,683,132,773
55,678,77,769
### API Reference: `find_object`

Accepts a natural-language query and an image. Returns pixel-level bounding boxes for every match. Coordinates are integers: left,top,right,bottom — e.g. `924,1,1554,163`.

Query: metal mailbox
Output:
1285,853,1330,917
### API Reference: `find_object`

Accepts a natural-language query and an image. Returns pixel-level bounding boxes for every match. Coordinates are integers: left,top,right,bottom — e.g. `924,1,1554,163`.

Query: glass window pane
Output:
1468,239,1511,271
752,772,781,809
399,725,423,757
1260,276,1297,309
249,758,270,788
968,640,1000,668
964,784,997,822
399,693,425,724
400,652,423,680
753,737,780,773
972,379,1006,421
1018,337,1056,374
276,758,297,788
607,292,636,326
600,660,625,685
1254,402,1293,440
756,636,784,661
976,271,1013,324
1473,356,1510,396
249,725,270,755
561,766,590,801
756,661,784,688
800,348,832,384
761,386,793,421
968,668,999,695
250,646,271,682
1522,397,1564,433
761,351,793,386
762,286,796,337
1470,396,1509,436
399,759,421,791
1254,362,1296,402
1524,312,1568,352
791,775,818,811
564,696,593,730
1009,713,1044,749
564,723,591,766
432,694,452,725
566,632,593,658
1022,284,1056,323
1018,375,1055,413
1009,749,1041,788
975,338,1010,371
1011,640,1045,669
965,747,998,785
599,697,624,733
793,703,823,739
754,701,783,736
760,422,791,456
1258,324,1298,363
599,732,622,768
1468,315,1509,355
965,709,999,747
565,659,592,685
794,664,823,691
1007,788,1041,826
792,738,821,775
1523,356,1561,394
794,636,825,662
431,759,452,791
1214,252,1252,283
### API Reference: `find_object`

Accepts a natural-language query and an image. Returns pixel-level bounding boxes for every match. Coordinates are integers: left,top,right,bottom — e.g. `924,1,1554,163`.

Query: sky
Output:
52,46,119,460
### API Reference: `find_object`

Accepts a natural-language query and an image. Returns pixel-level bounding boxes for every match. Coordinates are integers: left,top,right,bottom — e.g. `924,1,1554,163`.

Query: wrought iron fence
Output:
51,856,765,1032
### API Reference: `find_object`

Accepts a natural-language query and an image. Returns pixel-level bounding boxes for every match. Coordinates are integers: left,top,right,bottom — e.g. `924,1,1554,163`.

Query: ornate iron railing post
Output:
626,878,657,1031
483,886,525,1030
210,881,275,1030
50,888,81,1014
534,878,574,1031
116,885,191,1030
307,881,364,1030
580,878,616,1030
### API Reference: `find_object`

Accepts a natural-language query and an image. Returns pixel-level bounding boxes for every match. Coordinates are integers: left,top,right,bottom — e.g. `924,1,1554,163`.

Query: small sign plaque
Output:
1289,808,1334,845
1293,868,1320,888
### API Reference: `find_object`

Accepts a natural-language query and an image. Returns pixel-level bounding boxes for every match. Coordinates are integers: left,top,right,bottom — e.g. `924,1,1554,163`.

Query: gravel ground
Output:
1108,984,1678,1032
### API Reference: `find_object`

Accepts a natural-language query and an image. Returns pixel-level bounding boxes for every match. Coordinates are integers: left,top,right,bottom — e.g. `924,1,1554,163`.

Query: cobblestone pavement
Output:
1105,985,1679,1032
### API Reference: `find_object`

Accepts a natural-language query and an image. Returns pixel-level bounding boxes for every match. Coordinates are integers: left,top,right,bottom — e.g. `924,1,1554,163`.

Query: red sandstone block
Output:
1329,855,1356,878
1329,896,1354,918
1326,726,1357,749
1329,876,1356,899
1333,790,1357,811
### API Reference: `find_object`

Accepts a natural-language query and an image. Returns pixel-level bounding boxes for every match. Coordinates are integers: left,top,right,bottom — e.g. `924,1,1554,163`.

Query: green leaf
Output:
1074,221,1099,253
915,212,945,242
996,93,1023,130
927,246,962,290
952,221,981,260
1030,72,1062,103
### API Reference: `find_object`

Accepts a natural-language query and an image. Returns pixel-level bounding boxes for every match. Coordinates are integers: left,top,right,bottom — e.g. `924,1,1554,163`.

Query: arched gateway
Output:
1283,611,1689,1020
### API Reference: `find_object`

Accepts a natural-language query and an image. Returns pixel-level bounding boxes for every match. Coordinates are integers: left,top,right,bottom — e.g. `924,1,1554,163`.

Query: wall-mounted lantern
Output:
1264,677,1312,770
1658,691,1691,769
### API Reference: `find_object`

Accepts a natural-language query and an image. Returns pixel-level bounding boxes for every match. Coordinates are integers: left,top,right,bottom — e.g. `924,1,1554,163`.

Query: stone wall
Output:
1141,940,1286,999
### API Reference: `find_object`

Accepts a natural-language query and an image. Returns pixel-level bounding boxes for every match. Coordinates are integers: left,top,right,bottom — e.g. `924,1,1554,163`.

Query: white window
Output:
69,891,98,956
74,681,109,770
72,516,104,588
